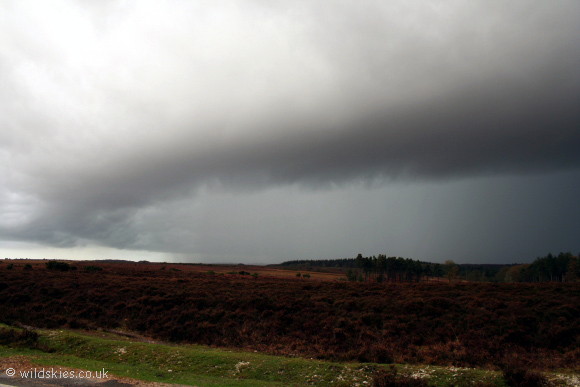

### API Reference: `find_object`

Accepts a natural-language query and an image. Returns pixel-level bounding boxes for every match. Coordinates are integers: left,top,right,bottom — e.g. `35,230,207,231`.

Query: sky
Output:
1,0,579,264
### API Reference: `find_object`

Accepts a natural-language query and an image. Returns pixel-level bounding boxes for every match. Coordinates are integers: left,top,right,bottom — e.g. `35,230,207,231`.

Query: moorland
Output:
0,259,578,386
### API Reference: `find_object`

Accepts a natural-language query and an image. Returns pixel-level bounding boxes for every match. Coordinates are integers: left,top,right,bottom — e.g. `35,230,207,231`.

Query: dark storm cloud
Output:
216,75,579,185
1,0,579,258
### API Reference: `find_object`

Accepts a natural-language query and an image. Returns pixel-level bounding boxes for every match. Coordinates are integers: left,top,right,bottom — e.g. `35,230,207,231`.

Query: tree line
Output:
282,254,446,283
495,252,579,283
280,252,580,283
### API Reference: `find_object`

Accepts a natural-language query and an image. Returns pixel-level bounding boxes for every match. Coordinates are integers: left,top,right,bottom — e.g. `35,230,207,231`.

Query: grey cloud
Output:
1,0,579,259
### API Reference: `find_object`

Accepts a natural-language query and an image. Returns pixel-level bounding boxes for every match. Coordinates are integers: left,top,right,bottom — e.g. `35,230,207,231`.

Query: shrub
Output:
499,358,548,387
503,368,547,386
84,265,103,272
46,261,71,271
0,328,39,346
372,366,428,387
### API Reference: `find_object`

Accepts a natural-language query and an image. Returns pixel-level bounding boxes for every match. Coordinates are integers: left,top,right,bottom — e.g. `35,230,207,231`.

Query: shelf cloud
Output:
1,0,579,262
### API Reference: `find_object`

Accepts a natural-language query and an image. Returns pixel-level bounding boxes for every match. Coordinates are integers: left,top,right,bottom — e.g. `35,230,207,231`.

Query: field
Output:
1,259,579,386
0,324,524,386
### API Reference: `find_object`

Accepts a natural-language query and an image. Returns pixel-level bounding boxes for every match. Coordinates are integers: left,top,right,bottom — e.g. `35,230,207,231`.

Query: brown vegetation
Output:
1,260,578,371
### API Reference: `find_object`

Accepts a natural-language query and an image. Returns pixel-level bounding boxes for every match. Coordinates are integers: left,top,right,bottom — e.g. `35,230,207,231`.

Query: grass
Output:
0,324,575,386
